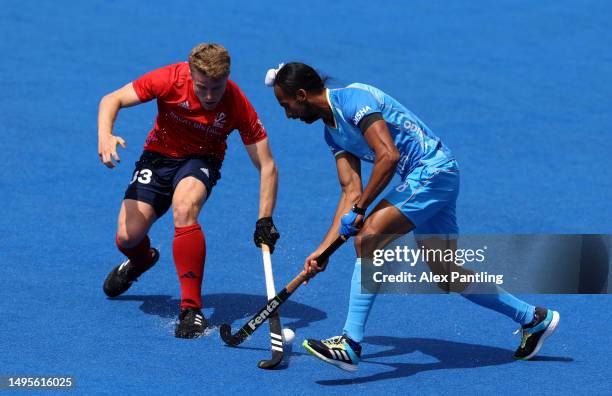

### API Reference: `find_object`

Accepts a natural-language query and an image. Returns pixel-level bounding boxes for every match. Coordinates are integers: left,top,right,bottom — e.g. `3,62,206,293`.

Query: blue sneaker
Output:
513,307,560,360
303,335,361,372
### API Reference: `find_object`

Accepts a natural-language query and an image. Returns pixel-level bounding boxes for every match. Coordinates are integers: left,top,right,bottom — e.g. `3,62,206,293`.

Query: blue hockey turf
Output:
1,1,610,394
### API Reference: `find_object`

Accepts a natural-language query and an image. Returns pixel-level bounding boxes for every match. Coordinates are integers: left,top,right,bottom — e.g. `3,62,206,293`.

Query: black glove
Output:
254,217,280,253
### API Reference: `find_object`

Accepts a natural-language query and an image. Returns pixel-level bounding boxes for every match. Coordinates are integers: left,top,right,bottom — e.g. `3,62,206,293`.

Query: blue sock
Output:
460,282,535,325
342,258,376,343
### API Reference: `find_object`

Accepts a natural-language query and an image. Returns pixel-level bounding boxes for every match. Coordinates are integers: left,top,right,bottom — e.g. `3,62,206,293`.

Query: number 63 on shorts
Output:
130,169,153,185
123,151,221,218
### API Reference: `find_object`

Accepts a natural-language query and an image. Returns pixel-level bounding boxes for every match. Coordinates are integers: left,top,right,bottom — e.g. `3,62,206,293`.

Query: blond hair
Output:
188,43,230,79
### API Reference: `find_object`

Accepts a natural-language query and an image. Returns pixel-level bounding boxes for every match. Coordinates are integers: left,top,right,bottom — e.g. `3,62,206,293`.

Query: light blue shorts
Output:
384,160,460,236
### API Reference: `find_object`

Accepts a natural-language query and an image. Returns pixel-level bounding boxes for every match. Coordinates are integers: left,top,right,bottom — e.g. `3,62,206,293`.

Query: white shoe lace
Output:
118,260,130,273
513,327,532,349
322,336,345,348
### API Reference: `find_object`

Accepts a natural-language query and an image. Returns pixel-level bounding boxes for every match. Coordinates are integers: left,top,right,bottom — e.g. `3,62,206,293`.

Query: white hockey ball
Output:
282,328,295,344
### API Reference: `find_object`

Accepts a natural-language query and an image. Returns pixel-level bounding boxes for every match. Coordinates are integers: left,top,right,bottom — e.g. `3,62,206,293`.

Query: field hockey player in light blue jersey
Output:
266,62,560,372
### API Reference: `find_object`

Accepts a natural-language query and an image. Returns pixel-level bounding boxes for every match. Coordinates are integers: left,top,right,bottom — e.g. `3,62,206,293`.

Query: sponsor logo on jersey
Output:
247,298,280,330
353,106,372,125
214,112,227,128
178,100,190,109
403,120,425,137
403,120,426,149
165,111,225,136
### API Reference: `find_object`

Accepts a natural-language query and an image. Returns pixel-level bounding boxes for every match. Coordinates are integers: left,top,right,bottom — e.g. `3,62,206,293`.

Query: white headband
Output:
264,63,285,87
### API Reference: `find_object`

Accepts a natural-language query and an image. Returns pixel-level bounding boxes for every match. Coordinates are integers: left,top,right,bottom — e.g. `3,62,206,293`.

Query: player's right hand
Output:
98,134,126,168
254,217,281,253
303,249,329,284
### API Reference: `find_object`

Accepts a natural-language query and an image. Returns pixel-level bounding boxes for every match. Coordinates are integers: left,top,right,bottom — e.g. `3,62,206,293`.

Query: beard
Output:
300,102,320,124
301,114,319,124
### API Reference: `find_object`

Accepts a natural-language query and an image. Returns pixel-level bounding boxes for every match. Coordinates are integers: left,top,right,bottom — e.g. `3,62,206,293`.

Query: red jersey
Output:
132,62,267,162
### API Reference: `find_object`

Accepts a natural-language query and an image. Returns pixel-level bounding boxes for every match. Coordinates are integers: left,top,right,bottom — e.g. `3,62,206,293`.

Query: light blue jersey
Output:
323,83,459,235
317,85,546,355
324,83,454,178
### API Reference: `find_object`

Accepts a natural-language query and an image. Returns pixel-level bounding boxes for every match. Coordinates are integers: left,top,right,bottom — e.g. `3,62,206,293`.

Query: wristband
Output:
351,204,366,215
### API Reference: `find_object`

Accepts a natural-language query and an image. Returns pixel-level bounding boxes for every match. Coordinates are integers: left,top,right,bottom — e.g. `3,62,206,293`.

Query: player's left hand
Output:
254,217,280,253
98,134,126,169
303,249,328,284
339,211,364,237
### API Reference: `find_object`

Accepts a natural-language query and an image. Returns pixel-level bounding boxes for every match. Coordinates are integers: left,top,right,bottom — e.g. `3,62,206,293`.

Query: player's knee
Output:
353,230,372,250
353,231,379,258
116,226,145,248
353,234,362,251
172,200,200,226
351,236,362,257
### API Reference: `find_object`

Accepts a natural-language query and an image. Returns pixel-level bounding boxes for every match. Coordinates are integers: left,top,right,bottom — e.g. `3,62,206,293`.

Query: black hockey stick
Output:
220,236,347,346
258,244,284,369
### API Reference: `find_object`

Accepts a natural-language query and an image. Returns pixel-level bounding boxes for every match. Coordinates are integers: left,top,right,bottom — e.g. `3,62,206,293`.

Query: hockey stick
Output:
258,244,284,369
220,235,347,346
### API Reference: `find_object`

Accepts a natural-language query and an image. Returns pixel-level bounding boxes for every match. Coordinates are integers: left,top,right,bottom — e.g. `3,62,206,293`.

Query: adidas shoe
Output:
103,248,159,297
303,335,361,372
514,307,560,360
175,307,207,339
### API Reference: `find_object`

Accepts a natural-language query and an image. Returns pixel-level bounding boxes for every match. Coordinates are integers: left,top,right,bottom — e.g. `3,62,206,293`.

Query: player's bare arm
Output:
245,137,278,218
304,152,362,276
356,119,400,209
247,137,281,253
97,82,142,168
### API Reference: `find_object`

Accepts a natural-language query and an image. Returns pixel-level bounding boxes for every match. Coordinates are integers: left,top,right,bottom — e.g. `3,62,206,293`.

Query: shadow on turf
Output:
316,335,573,385
111,293,315,371
110,293,326,331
